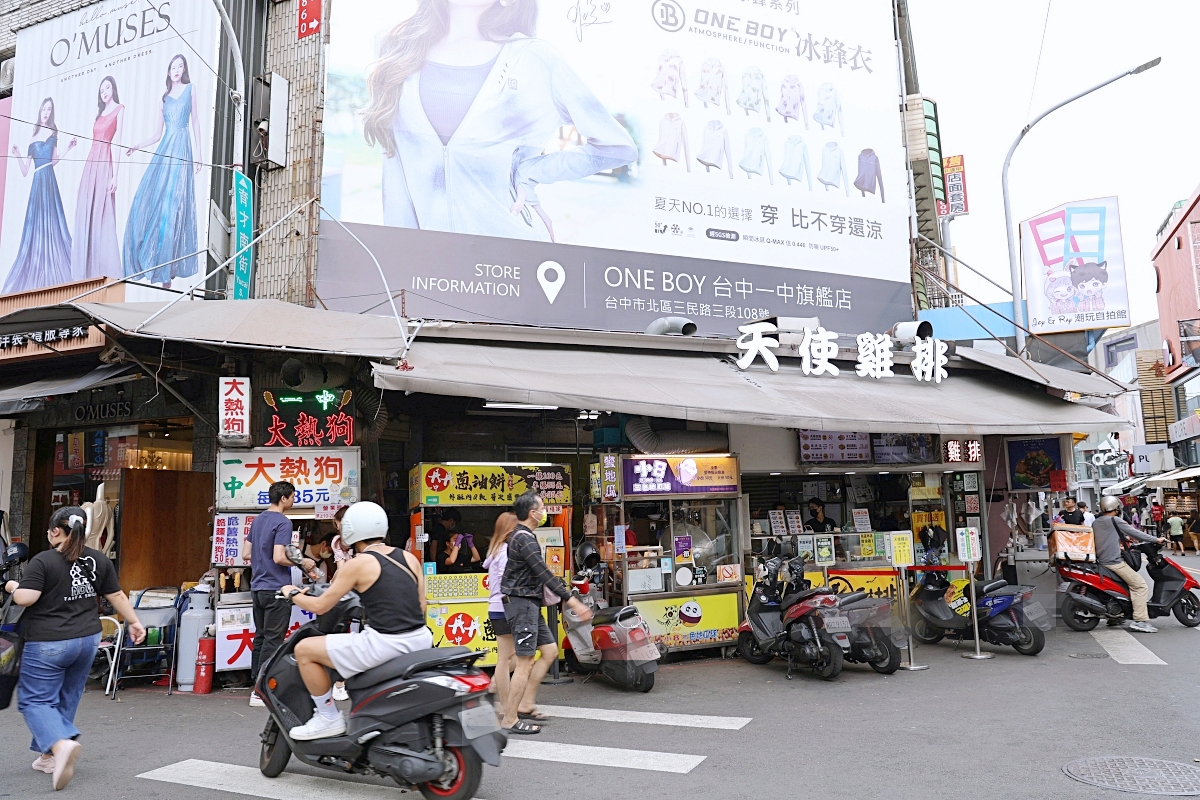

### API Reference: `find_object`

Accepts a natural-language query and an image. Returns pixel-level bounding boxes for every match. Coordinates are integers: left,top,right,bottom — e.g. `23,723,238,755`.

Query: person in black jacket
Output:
500,491,591,735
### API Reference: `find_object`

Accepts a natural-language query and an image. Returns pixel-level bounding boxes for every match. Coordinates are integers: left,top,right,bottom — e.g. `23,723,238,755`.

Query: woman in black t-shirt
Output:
3,506,146,791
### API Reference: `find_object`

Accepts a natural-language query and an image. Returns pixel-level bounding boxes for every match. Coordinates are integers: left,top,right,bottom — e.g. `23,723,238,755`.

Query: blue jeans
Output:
17,633,101,754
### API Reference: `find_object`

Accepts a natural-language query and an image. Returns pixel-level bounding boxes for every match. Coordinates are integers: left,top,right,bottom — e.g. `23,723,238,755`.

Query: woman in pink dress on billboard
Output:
71,76,124,281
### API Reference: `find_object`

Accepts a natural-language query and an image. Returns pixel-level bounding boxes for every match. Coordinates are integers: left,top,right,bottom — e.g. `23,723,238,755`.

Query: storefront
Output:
585,454,744,653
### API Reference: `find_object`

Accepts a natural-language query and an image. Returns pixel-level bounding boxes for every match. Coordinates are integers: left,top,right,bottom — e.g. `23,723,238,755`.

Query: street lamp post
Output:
1002,57,1160,355
210,0,246,169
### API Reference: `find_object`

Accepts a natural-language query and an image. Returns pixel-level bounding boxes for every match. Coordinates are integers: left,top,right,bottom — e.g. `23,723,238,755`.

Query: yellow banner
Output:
634,592,740,649
425,573,490,602
409,463,571,508
425,601,561,668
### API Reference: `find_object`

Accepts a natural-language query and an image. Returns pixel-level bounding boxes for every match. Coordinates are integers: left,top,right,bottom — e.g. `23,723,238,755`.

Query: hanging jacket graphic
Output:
852,148,883,202
776,75,808,127
652,113,691,170
695,58,730,115
813,83,843,135
696,120,734,179
736,67,771,121
779,136,812,189
651,50,688,107
739,128,773,184
817,142,848,196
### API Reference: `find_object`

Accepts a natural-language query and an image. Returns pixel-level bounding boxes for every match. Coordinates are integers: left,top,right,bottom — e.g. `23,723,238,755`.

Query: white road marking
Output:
535,704,751,730
505,740,705,773
138,759,457,799
1089,628,1168,665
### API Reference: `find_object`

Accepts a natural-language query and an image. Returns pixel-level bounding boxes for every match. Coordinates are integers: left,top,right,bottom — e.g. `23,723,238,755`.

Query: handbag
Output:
543,585,562,607
1121,544,1142,572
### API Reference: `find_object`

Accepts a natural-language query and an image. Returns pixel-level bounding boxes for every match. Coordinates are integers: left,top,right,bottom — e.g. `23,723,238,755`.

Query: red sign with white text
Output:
298,0,322,38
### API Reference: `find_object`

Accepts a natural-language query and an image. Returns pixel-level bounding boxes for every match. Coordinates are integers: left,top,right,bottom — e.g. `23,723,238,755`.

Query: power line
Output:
142,0,235,101
1025,0,1053,121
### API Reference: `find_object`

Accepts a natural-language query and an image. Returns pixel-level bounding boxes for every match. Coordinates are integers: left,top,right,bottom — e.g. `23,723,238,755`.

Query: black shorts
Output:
502,596,553,657
1171,534,1184,543
488,612,511,637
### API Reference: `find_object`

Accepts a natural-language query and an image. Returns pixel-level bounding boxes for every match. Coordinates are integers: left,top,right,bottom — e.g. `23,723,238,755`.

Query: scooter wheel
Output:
867,631,901,675
419,746,483,800
737,631,774,665
814,640,843,680
259,718,291,778
633,672,655,693
1012,625,1045,656
1173,591,1200,627
911,618,944,645
1061,595,1100,632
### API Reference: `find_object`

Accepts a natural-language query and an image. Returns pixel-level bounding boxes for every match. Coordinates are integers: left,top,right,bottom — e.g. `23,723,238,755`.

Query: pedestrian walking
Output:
4,506,146,791
1166,511,1187,556
499,492,592,735
1079,503,1096,527
1151,501,1165,535
1188,511,1200,555
248,481,314,707
482,512,517,709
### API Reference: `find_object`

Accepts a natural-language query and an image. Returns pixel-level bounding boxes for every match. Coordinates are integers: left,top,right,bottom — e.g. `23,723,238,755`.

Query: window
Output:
1177,236,1183,250
1104,336,1137,368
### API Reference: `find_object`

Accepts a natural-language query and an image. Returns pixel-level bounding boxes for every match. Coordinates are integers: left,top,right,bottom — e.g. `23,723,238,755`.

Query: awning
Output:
1145,466,1200,488
0,363,135,414
956,347,1129,398
1103,476,1147,496
372,341,1129,435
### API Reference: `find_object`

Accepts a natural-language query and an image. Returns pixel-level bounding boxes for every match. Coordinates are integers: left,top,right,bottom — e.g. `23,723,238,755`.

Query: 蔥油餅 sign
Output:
0,0,221,299
316,0,911,336
216,448,360,510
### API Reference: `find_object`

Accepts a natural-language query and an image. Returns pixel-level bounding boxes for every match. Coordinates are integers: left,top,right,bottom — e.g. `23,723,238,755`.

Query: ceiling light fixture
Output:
482,401,558,410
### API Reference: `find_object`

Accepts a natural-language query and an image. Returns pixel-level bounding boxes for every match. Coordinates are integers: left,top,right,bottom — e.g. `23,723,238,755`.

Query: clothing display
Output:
776,75,808,127
738,128,773,184
813,83,843,135
695,58,730,115
779,136,812,189
852,148,884,202
652,113,691,170
418,57,499,145
72,109,122,281
736,67,771,121
817,141,849,196
651,49,688,106
3,134,72,294
696,120,734,178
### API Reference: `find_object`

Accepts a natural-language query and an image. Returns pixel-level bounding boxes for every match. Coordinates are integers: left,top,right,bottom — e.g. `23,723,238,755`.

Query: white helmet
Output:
339,501,389,546
1099,495,1122,513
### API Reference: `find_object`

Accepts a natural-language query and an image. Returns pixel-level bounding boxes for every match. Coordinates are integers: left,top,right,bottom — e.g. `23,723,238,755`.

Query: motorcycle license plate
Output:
629,644,661,663
459,701,500,740
1025,601,1048,620
1056,581,1070,594
823,616,851,633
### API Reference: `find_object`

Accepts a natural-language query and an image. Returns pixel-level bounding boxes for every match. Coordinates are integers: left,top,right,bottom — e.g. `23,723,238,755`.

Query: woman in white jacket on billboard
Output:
362,0,638,242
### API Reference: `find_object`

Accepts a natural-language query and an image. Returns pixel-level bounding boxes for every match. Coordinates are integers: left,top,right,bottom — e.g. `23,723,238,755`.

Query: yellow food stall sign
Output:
409,463,571,508
633,593,740,650
891,532,915,567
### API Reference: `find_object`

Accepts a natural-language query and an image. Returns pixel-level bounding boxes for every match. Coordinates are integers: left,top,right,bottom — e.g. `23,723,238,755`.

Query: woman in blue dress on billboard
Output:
361,0,637,242
122,54,203,288
3,98,77,294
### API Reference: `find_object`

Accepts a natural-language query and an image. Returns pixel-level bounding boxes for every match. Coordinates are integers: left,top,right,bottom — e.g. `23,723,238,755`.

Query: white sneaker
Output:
289,713,346,741
1126,620,1158,633
332,683,349,702
32,754,54,774
248,694,265,708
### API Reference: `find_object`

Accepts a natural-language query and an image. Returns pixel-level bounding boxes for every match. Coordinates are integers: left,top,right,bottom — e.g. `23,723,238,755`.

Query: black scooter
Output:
255,551,506,800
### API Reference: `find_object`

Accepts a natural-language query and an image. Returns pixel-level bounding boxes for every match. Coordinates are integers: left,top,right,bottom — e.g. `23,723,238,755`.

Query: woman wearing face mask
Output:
362,0,637,242
4,506,146,791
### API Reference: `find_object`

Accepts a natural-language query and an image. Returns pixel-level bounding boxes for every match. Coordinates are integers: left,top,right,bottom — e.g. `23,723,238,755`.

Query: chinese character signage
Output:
600,454,619,502
232,170,254,299
409,463,571,509
218,377,251,444
1021,196,1130,335
261,388,356,447
798,431,871,463
216,447,360,510
317,0,912,337
1005,437,1063,491
871,434,938,465
212,513,256,566
619,456,739,498
935,155,968,217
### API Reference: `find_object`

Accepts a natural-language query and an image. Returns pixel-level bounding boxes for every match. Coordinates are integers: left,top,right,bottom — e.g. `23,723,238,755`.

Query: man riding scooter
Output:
1093,495,1168,633
279,501,432,740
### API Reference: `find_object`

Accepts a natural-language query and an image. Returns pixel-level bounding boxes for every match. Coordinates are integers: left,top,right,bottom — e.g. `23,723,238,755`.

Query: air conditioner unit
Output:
0,58,15,93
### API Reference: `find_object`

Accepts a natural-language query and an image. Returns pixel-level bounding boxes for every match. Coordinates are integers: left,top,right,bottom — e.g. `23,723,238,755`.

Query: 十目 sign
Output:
216,447,360,510
619,456,739,498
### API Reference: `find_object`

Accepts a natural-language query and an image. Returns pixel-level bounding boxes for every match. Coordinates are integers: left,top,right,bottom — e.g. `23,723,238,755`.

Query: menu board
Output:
798,431,872,463
768,510,788,537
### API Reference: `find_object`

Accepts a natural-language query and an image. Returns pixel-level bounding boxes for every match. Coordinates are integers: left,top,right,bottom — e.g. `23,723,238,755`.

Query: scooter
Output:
561,543,660,692
1056,539,1200,629
909,546,1049,655
738,554,853,680
255,548,505,800
837,592,902,674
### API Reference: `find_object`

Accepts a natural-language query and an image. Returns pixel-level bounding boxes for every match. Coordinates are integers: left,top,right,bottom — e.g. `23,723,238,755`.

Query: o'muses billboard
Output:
318,0,910,335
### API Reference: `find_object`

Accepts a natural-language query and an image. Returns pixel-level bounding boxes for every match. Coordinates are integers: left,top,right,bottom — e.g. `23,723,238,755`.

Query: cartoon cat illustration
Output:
1070,261,1108,313
1044,271,1076,315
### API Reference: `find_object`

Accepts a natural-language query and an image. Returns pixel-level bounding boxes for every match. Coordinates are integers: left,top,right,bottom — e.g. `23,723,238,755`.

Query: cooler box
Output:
1050,524,1095,562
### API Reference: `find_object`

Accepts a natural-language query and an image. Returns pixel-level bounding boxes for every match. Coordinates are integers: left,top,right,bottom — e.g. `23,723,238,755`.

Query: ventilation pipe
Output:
280,359,351,391
644,317,697,336
352,382,389,443
623,416,728,455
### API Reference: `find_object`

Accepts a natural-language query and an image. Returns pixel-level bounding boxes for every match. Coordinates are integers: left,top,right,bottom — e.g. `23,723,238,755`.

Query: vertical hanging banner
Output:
298,0,323,39
218,376,251,445
935,155,968,217
0,0,221,298
232,170,254,299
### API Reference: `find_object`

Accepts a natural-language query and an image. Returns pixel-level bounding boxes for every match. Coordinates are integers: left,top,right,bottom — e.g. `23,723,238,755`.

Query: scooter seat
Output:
781,587,832,608
592,605,637,626
345,646,475,691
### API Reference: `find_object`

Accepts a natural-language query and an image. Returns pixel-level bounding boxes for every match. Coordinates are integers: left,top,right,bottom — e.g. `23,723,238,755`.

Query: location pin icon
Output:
537,261,565,304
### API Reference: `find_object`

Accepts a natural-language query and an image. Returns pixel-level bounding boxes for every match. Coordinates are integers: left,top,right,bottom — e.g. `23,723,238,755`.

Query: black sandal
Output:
519,709,550,722
505,719,542,735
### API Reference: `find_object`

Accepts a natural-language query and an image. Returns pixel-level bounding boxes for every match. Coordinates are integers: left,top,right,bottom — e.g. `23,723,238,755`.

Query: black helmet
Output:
2,542,28,570
576,541,601,570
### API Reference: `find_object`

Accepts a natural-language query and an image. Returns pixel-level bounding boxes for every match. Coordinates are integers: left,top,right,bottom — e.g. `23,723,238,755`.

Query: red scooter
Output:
1057,540,1200,630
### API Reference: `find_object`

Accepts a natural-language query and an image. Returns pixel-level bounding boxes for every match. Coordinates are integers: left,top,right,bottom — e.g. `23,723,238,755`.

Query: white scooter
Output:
561,543,660,693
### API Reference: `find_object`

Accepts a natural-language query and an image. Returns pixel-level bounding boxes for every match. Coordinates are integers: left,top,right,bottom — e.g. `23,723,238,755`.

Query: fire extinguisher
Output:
194,636,216,694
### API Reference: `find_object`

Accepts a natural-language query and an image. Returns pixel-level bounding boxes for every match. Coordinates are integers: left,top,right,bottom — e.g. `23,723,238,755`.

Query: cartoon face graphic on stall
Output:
1070,261,1108,313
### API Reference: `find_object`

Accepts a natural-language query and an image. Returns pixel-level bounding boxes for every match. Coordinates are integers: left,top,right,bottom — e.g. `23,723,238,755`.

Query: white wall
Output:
729,425,797,473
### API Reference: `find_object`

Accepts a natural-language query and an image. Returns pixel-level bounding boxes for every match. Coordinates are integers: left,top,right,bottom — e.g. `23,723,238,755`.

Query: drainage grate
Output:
1063,757,1200,795
1068,653,1110,659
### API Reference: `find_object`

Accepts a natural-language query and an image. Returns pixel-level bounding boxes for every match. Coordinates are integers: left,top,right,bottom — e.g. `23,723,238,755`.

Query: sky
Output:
907,0,1200,328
